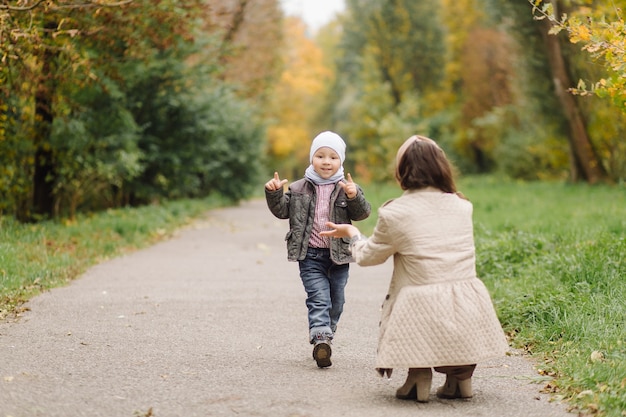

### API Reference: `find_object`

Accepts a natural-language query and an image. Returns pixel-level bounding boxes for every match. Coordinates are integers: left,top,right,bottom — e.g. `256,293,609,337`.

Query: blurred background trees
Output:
1,0,282,221
1,0,624,222
263,17,333,181
321,0,625,184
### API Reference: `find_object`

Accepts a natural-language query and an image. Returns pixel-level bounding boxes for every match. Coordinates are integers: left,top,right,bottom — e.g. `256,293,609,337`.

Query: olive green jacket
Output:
265,178,371,264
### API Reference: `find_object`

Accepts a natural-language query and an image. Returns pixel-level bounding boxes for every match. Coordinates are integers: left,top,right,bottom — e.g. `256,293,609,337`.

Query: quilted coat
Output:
351,187,509,370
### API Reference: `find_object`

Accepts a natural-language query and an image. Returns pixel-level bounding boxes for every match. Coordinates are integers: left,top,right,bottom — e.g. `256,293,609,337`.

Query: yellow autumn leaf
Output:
570,25,591,43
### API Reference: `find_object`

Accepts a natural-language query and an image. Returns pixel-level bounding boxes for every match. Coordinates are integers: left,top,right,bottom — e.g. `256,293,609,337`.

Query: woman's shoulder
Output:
383,188,472,211
377,197,407,220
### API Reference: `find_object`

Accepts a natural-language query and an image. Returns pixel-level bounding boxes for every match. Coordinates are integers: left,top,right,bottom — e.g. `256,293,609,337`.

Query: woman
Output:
322,135,508,402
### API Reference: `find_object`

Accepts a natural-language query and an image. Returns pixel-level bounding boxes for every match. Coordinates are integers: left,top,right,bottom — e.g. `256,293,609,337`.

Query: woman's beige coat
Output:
351,188,508,370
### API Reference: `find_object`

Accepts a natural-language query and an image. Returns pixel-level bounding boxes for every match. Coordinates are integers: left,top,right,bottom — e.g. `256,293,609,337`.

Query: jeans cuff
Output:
309,327,333,344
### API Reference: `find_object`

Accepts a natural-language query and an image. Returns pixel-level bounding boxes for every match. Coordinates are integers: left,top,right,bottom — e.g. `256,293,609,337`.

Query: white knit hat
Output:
309,131,346,163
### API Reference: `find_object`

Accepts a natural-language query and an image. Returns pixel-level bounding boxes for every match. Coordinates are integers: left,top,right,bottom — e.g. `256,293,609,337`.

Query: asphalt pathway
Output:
0,199,575,417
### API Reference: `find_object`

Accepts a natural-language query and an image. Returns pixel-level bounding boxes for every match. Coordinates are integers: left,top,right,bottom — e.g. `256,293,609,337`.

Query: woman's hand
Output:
320,222,361,239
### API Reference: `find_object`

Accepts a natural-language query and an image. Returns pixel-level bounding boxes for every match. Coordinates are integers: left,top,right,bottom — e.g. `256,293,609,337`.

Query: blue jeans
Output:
298,247,350,343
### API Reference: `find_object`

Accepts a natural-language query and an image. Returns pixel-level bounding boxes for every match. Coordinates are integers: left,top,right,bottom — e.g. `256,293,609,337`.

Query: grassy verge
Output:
0,196,230,319
359,177,625,417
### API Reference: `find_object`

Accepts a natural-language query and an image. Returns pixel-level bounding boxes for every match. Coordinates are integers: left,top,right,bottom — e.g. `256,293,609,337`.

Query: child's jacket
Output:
265,178,371,264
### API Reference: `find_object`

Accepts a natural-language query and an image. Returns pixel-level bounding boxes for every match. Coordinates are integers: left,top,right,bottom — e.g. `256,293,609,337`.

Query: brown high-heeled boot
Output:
457,378,472,398
435,365,476,399
395,368,432,402
436,374,458,399
436,375,474,399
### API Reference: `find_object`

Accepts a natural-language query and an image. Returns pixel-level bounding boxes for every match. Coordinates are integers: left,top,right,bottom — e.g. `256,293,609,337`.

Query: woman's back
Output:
361,187,477,286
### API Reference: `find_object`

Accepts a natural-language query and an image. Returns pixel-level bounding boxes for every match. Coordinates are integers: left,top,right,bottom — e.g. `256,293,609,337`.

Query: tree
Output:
534,1,609,183
122,53,265,204
326,0,447,181
264,17,333,180
363,0,446,104
438,0,518,173
1,0,208,219
205,0,284,103
530,0,626,109
1,0,282,220
485,0,610,183
455,28,516,172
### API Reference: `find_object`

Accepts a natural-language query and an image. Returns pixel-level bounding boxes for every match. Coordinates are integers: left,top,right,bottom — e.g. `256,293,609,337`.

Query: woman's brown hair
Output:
395,136,458,194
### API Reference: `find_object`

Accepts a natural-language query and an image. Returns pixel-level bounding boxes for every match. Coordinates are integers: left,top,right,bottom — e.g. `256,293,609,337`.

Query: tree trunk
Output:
539,1,607,184
221,0,248,45
32,20,58,219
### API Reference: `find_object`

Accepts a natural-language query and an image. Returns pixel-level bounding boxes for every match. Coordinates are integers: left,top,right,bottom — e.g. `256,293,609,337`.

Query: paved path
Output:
0,200,574,417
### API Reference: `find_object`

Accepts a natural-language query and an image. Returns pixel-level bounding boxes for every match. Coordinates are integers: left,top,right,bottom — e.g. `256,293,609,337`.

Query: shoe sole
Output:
313,342,332,368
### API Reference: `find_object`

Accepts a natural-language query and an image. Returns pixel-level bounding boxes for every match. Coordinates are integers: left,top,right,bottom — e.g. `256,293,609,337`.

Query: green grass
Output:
0,196,230,319
1,177,624,416
359,177,626,417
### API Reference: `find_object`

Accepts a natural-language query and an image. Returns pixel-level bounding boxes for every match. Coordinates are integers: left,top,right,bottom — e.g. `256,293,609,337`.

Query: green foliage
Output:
331,0,447,181
1,0,272,220
0,93,36,217
322,0,623,184
329,0,581,182
187,86,265,202
530,0,626,110
460,0,573,179
366,0,446,96
123,53,264,203
494,117,570,180
50,85,143,217
338,54,419,182
509,0,625,183
583,96,626,183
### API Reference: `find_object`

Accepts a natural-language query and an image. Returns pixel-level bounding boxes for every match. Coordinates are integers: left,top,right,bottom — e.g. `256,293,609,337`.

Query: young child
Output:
264,131,371,368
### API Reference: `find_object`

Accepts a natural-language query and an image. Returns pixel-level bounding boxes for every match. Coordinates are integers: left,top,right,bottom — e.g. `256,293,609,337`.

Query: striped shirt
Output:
309,183,335,248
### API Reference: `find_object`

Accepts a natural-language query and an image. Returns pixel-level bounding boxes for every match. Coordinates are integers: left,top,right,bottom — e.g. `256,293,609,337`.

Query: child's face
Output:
312,147,341,179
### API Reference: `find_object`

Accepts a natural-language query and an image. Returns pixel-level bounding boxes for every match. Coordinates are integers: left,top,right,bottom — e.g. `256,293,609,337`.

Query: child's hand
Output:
339,173,358,199
265,171,288,191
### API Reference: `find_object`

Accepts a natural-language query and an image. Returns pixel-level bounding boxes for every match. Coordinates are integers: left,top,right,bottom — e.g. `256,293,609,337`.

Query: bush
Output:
123,56,264,204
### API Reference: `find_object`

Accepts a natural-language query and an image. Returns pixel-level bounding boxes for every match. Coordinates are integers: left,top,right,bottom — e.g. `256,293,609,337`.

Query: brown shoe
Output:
313,340,332,368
